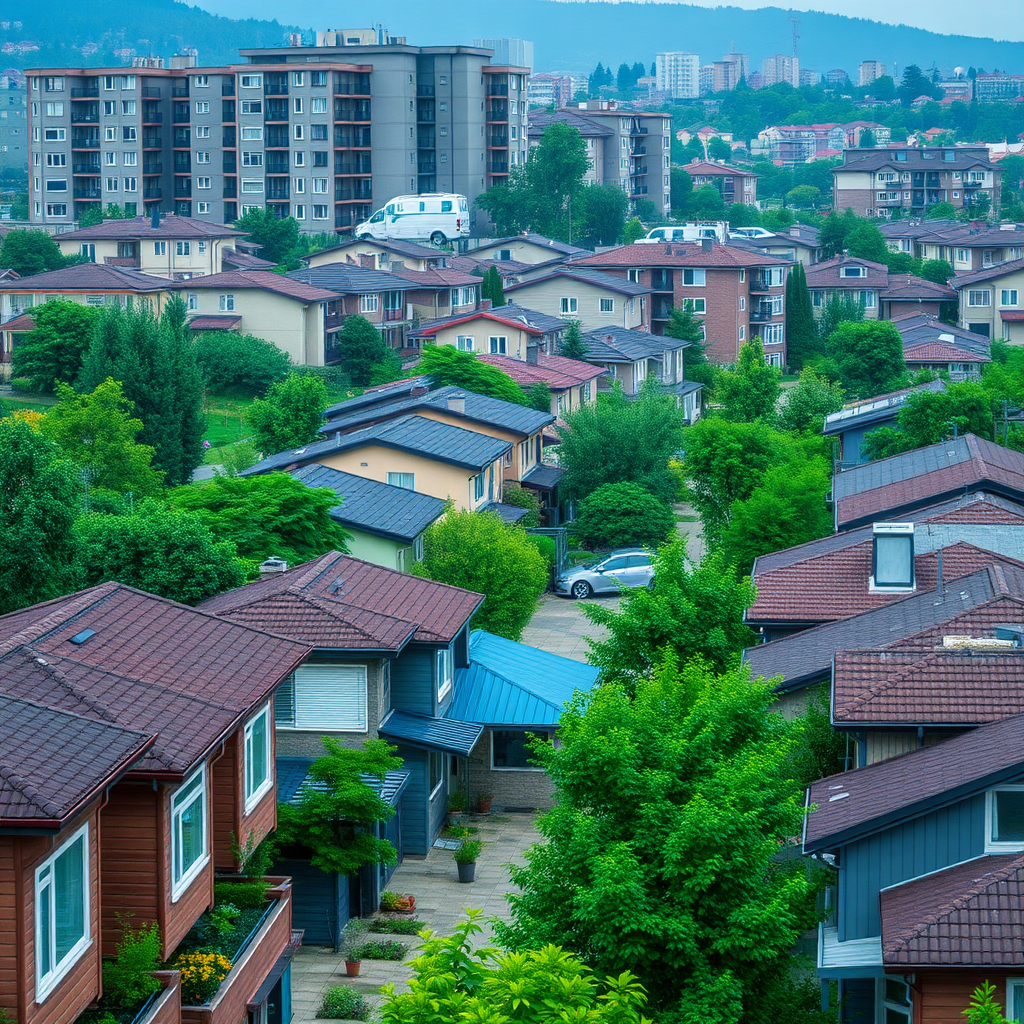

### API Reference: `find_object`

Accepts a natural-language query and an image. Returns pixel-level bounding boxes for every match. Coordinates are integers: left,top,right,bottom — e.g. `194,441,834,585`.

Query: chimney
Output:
526,343,540,365
447,393,466,414
701,238,713,253
358,253,375,269
150,208,161,230
258,557,289,578
480,298,493,310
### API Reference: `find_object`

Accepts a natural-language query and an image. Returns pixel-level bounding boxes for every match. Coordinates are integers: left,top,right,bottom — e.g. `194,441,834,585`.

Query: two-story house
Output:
406,303,568,357
892,314,991,380
954,258,1024,342
462,233,593,267
0,581,312,1024
304,237,450,274
570,240,792,366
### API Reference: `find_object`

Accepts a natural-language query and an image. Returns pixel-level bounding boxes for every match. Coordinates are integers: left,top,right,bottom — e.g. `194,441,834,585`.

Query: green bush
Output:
195,333,292,394
525,534,555,566
319,986,370,1020
101,921,162,1009
352,939,409,961
501,483,542,527
368,917,425,935
213,881,271,910
291,364,350,395
453,839,483,864
572,481,675,551
9,378,34,393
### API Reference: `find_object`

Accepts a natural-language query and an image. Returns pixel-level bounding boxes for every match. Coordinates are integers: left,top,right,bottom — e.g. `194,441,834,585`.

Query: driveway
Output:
519,591,617,662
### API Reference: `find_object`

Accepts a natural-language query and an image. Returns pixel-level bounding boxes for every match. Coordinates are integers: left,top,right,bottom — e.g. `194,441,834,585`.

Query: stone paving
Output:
519,591,615,662
289,812,542,1022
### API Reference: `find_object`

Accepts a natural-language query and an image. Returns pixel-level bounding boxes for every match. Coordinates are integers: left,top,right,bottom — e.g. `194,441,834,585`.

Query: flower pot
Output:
345,960,362,978
476,795,494,814
457,860,476,883
449,811,464,825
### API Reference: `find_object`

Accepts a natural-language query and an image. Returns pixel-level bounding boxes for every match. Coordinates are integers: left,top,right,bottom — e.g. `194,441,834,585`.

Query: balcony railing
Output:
267,184,290,201
383,308,405,322
334,101,371,122
143,188,162,200
487,83,509,96
749,303,781,322
73,162,101,175
142,86,162,99
223,184,238,199
71,136,100,149
143,134,163,149
71,112,99,124
748,275,777,293
71,85,100,98
142,111,164,124
488,159,509,175
335,154,372,175
335,183,372,201
74,187,101,198
336,127,372,148
488,131,508,148
171,85,189,98
487,102,509,121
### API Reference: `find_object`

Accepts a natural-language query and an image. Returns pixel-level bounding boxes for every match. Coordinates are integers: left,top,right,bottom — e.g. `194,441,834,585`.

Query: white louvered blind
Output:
283,665,368,732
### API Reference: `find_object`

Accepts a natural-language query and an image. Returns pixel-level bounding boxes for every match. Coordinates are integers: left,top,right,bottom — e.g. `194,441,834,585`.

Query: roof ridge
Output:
0,583,118,657
298,591,419,643
0,760,61,818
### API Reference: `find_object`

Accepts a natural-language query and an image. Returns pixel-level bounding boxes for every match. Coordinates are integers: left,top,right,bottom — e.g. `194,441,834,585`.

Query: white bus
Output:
356,193,470,245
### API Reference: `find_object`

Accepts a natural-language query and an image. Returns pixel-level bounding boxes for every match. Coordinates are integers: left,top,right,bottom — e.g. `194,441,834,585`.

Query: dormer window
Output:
840,265,866,278
986,786,1024,852
871,523,914,591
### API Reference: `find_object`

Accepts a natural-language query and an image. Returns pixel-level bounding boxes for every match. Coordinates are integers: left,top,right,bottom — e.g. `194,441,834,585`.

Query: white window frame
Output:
488,335,507,354
880,978,911,1024
276,665,368,732
359,294,378,313
986,786,1024,853
968,289,992,307
436,646,454,703
34,822,91,1002
559,296,578,314
1007,979,1024,1022
240,74,263,89
219,294,235,312
170,765,208,902
243,704,273,813
456,335,474,352
387,472,414,490
599,297,614,313
176,241,191,256
1001,290,1019,308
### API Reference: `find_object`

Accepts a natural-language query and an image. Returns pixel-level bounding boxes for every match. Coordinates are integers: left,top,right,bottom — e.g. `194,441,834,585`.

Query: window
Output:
241,179,264,194
123,177,137,192
1001,290,1019,307
860,291,876,309
685,298,706,314
312,177,328,194
292,204,306,220
1008,980,1024,1022
186,292,198,310
194,101,210,114
311,71,328,87
456,335,474,352
840,265,866,278
34,823,89,1001
45,203,67,217
681,268,706,286
312,205,329,220
956,248,969,262
310,124,328,141
194,75,209,88
121,126,136,142
599,297,614,313
241,151,263,167
436,646,453,702
492,730,549,770
359,293,378,313
311,97,328,114
171,766,208,900
176,241,191,256
872,523,914,589
987,786,1024,851
80,243,95,261
85,294,105,307
292,178,305,193
44,76,65,92
241,126,263,141
292,71,305,87
739,324,746,341
968,290,992,307
429,752,444,797
293,152,305,167
104,126,117,141
387,472,415,490
882,978,911,1024
154,241,167,256
473,472,485,501
195,125,211,138
240,99,262,115
240,74,262,89
123,152,137,166
195,151,211,164
45,102,64,117
219,294,235,311
243,705,272,812
274,665,368,732
293,124,304,141
104,151,116,166
45,178,67,192
44,127,66,142
559,297,578,314
292,97,304,114
489,335,507,354
121,100,135,115
45,153,66,167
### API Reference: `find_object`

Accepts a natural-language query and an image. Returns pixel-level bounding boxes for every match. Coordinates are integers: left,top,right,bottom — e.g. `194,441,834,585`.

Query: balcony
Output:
71,85,100,98
71,135,100,150
416,103,435,124
71,112,99,124
417,158,436,175
335,154,372,175
223,154,237,173
383,308,405,322
416,83,435,97
143,187,162,200
334,100,371,122
143,134,163,149
171,85,189,98
631,164,649,175
142,110,164,124
336,127,372,148
265,155,289,174
267,183,290,201
488,130,508,148
174,180,192,198
487,158,509,175
334,74,370,96
486,101,508,122
651,298,674,320
629,185,649,196
264,99,288,122
142,86,162,99
335,182,372,201
222,81,235,96
178,879,293,1024
173,130,191,147
263,75,289,97
749,302,781,323
630,146,647,156
173,157,192,173
265,127,289,148
173,103,190,124
487,83,509,97
74,187,101,198
650,271,672,291
73,161,101,175
223,183,238,199
748,275,777,293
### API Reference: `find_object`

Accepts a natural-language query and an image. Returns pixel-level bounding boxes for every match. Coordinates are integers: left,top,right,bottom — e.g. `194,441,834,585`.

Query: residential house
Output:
831,147,1001,218
842,120,891,147
676,123,736,149
683,159,758,206
243,414,512,514
571,241,791,365
832,434,1024,531
893,312,991,355
304,237,449,273
0,311,34,380
504,266,652,331
478,352,605,420
891,313,991,379
954,258,1024,342
54,213,246,280
823,380,949,465
912,223,1024,273
289,463,446,571
406,303,568,357
0,581,312,1024
804,711,1024,1024
735,224,821,266
462,233,593,266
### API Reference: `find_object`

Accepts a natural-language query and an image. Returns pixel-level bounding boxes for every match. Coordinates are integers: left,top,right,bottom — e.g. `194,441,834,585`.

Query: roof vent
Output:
447,393,466,414
937,333,955,342
329,576,346,594
258,557,289,578
69,628,96,645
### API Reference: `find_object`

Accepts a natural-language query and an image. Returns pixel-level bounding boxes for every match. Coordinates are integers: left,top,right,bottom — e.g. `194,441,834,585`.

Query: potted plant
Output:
448,790,467,824
475,792,494,814
453,839,483,883
339,918,369,977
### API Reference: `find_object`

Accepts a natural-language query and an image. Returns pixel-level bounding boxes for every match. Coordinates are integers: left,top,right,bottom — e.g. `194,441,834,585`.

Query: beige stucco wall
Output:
508,277,645,331
473,239,575,265
0,288,169,323
959,266,1024,343
306,241,432,272
56,237,225,278
425,322,538,359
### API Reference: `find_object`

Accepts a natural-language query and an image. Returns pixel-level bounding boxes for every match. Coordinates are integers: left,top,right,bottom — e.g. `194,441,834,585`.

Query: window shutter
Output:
274,676,295,727
293,665,368,731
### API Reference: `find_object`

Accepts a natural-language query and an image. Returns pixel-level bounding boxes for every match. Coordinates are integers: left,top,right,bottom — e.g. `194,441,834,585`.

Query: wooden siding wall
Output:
391,647,434,716
916,972,1023,1024
0,807,102,1024
839,794,986,941
865,730,917,765
395,745,430,855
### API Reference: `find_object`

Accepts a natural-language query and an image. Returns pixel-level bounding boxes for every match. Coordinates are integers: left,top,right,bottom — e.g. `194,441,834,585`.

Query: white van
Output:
356,193,470,245
638,222,727,244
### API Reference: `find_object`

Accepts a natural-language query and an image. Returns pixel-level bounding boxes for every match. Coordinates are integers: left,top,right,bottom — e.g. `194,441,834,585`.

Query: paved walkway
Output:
519,591,615,662
290,812,542,1022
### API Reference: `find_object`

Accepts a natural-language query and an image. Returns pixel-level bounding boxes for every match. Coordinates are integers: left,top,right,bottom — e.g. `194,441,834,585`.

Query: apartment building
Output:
757,123,845,165
528,104,672,216
974,73,1024,102
842,120,890,147
761,54,799,88
833,146,1001,218
858,60,886,86
655,52,700,99
25,33,529,233
526,73,577,109
0,68,26,173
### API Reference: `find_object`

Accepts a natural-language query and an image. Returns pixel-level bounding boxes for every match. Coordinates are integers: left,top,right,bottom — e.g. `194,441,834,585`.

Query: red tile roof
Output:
409,310,545,338
0,262,167,292
685,160,759,178
172,270,337,303
56,214,246,241
570,241,790,269
477,352,606,389
201,551,483,646
881,273,957,301
0,313,35,332
903,341,990,362
1001,310,1024,322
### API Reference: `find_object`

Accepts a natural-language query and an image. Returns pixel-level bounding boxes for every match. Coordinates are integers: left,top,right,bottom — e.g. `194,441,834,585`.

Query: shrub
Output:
213,881,271,910
291,364,350,394
572,481,675,551
194,333,292,394
501,483,542,527
319,985,370,1020
102,921,162,1009
9,378,34,393
524,533,555,566
379,890,403,912
173,951,232,1006
368,917,425,935
453,839,483,864
448,790,467,813
352,940,409,961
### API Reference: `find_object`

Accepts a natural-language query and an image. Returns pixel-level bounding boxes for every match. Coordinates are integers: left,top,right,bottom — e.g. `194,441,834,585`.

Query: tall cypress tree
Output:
481,266,505,308
785,263,818,371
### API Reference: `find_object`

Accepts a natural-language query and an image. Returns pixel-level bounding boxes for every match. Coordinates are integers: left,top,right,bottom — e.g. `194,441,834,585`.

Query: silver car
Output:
554,549,654,599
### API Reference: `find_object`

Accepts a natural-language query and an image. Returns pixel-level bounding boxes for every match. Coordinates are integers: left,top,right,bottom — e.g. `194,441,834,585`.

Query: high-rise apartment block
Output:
655,52,700,99
761,54,800,88
25,32,530,232
0,68,27,173
858,60,887,86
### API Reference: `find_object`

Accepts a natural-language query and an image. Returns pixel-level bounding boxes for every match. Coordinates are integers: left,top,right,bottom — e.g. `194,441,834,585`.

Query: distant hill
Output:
1,0,1021,77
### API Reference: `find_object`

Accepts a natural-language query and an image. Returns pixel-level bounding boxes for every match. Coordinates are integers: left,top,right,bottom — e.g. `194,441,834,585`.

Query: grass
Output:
1,390,58,415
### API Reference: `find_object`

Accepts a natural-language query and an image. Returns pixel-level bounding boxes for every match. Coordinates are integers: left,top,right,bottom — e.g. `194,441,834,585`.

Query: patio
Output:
289,811,542,1022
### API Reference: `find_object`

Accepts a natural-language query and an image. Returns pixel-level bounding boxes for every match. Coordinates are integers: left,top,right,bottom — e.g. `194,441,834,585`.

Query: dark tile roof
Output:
881,274,956,301
506,265,653,297
879,219,962,240
464,233,594,257
955,256,1024,288
480,500,530,523
323,380,429,417
406,302,565,339
570,241,791,269
477,352,606,389
286,263,420,295
276,756,410,806
904,341,990,363
893,313,992,356
804,255,890,289
804,710,1024,851
173,270,336,303
0,583,310,776
188,315,242,331
201,551,483,646
56,214,246,241
0,262,167,292
391,265,482,287
838,147,996,173
833,435,1024,528
579,325,685,362
222,248,277,271
289,464,445,543
378,709,484,756
521,464,564,490
822,379,947,436
743,564,1024,691
318,384,554,439
310,237,443,262
247,414,513,474
527,110,616,139
0,692,152,826
881,854,1024,966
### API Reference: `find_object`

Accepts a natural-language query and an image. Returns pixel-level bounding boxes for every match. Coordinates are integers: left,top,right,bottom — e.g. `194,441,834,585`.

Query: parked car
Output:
554,549,654,599
356,193,470,244
729,227,775,240
637,222,727,244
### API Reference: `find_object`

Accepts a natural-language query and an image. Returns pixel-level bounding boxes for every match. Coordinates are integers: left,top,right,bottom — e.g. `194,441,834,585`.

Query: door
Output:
595,555,629,592
622,553,652,587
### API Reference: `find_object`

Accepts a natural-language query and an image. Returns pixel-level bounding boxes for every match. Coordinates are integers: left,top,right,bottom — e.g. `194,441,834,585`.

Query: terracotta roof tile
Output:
172,270,336,303
56,214,245,241
570,241,790,269
904,341,990,363
477,352,606,390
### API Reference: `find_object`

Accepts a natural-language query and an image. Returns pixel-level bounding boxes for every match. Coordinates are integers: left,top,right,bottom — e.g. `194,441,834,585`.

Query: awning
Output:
188,315,242,331
276,756,411,806
521,464,564,491
379,709,483,756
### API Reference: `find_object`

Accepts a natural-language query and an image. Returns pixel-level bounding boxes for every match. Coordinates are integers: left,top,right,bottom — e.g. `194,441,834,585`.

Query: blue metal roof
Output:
276,757,411,806
446,629,600,727
378,710,484,756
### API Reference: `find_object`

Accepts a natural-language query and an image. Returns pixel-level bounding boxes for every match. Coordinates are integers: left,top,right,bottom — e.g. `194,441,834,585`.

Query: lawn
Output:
1,391,58,416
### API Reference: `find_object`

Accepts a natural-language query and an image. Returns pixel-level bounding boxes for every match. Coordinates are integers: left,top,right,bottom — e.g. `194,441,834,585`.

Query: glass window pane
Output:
493,730,537,769
885,1010,910,1024
994,790,1024,844
54,836,85,960
249,713,268,795
38,878,53,977
875,536,912,586
1012,983,1024,1021
178,796,203,877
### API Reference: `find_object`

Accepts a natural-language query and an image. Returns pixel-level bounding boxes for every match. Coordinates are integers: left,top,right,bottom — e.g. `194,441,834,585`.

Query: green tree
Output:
559,319,588,360
572,481,675,550
818,210,859,259
75,500,246,603
419,344,529,405
411,508,548,641
844,221,890,263
828,320,907,398
583,541,755,686
381,912,651,1024
40,379,164,498
0,229,68,276
233,208,301,266
962,981,1012,1024
716,337,781,422
480,265,505,308
11,299,99,393
528,121,591,240
194,332,292,394
778,366,845,433
926,200,957,220
707,136,732,161
817,293,864,342
558,381,685,503
785,263,819,369
526,382,552,412
0,418,80,615
665,304,710,387
335,314,389,387
494,652,809,1022
276,738,403,876
689,184,727,219
670,167,694,217
859,127,877,147
78,204,129,229
78,297,206,486
920,258,954,284
166,472,351,565
246,372,329,456
621,216,646,245
576,183,629,248
785,184,821,208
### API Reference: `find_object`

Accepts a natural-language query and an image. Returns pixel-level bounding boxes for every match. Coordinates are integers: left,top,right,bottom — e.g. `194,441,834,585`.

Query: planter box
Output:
139,971,181,1024
180,878,292,1024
